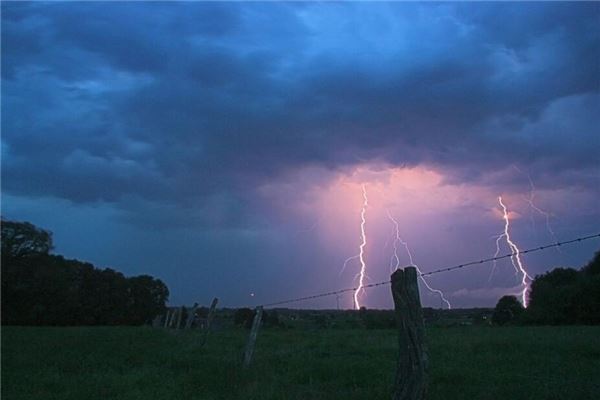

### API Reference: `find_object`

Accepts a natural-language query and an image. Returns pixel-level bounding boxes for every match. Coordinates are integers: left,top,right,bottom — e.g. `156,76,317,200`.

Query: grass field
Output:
2,325,599,399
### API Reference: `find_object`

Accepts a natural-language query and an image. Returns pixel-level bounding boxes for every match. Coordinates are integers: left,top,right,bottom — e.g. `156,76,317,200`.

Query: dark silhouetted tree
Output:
526,268,579,324
581,250,600,276
1,219,53,258
572,251,600,324
1,219,169,326
492,295,524,325
126,275,169,324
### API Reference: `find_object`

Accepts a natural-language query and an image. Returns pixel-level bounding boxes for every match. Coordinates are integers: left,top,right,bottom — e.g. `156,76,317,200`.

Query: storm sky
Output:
2,2,599,309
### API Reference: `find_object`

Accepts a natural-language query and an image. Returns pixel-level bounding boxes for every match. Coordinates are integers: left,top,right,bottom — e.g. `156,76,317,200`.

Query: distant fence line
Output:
159,298,219,332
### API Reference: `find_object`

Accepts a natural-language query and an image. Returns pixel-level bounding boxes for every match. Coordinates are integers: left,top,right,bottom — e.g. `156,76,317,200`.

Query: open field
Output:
2,325,599,400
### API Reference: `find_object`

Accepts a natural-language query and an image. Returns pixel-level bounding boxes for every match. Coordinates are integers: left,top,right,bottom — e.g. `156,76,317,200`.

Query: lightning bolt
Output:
513,166,559,246
490,171,558,282
352,184,369,310
498,196,532,307
488,233,507,282
339,255,359,276
387,211,452,309
523,175,559,246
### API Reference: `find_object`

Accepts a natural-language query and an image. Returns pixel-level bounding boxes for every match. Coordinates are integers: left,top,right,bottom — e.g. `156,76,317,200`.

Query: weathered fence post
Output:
163,309,171,328
185,303,199,329
242,306,263,367
165,309,174,328
200,297,219,346
391,266,427,400
175,306,184,330
168,307,178,329
169,308,178,328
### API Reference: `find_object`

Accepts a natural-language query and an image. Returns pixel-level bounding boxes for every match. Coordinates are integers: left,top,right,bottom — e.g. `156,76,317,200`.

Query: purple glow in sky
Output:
2,2,599,308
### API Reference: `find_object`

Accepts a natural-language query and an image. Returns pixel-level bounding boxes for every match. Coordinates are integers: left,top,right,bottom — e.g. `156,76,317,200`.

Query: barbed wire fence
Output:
157,232,600,374
261,232,600,308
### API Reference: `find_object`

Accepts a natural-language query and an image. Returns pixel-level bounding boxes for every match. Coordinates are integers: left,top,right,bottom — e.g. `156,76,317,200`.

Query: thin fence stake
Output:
170,308,178,328
168,307,177,329
200,297,219,346
243,306,263,367
163,309,171,328
185,303,199,329
168,308,177,328
391,266,427,400
176,306,184,330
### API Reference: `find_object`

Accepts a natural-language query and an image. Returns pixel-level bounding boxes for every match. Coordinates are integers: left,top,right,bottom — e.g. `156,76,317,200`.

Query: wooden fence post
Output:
242,306,263,367
169,308,177,328
163,309,171,328
185,303,199,329
200,297,219,346
175,306,184,330
391,266,427,400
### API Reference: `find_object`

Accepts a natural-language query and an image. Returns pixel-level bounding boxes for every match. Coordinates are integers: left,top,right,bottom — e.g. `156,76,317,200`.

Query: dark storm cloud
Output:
2,2,599,227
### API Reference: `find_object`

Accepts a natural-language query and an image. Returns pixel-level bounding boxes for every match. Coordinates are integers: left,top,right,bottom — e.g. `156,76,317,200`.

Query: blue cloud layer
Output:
2,3,599,308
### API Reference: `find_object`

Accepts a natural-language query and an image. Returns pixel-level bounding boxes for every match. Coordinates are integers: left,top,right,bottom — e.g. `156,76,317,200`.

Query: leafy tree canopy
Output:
1,219,53,258
582,251,600,276
1,219,169,326
492,295,524,326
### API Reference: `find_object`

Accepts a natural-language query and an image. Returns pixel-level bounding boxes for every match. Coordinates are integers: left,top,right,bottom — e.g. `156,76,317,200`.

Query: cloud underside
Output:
2,2,599,228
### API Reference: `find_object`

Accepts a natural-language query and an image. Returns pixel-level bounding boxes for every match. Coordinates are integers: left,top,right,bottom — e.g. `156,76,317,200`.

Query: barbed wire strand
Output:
261,232,600,308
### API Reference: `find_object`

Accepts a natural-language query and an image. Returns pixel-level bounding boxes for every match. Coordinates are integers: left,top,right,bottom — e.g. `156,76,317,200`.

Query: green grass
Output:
2,326,599,399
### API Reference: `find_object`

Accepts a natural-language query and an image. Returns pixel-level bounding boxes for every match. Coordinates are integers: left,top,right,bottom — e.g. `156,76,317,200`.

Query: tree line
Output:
493,250,600,325
1,219,169,326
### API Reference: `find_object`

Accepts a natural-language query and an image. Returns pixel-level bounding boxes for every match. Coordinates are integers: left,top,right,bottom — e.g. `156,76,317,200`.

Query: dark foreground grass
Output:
2,326,599,400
